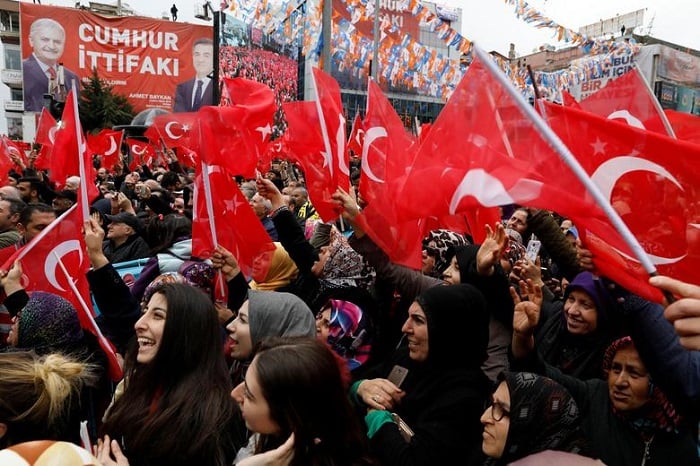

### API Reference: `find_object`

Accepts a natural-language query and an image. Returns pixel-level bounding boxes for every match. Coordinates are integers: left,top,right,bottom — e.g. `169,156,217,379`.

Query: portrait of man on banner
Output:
173,37,214,112
23,17,80,113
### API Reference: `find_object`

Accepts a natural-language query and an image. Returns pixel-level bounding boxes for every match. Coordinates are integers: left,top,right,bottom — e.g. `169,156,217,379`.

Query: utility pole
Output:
371,0,379,80
321,0,332,73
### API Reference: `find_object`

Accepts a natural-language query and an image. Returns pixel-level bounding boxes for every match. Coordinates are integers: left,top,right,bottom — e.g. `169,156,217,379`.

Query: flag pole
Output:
473,45,657,277
632,63,677,139
200,160,226,296
70,83,90,220
53,250,123,380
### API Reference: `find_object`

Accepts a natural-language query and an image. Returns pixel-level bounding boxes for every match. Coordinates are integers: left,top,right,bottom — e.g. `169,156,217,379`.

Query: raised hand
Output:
650,275,700,351
510,279,543,359
476,223,508,276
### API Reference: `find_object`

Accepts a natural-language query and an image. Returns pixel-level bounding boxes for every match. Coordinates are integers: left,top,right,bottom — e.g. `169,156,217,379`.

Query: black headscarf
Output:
415,283,489,369
496,371,591,464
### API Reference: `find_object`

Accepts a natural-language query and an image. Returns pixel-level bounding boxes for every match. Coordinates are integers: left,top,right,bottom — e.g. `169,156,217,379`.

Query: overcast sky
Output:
41,0,700,55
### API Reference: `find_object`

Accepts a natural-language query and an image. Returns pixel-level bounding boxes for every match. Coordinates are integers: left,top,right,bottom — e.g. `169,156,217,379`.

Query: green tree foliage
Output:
79,68,135,133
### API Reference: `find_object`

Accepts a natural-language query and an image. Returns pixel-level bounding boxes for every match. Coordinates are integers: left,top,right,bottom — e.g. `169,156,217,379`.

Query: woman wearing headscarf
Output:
513,271,622,381
333,189,514,382
129,214,208,303
511,282,697,465
316,299,374,372
255,178,376,314
225,289,317,386
481,372,600,465
249,242,299,291
350,284,492,465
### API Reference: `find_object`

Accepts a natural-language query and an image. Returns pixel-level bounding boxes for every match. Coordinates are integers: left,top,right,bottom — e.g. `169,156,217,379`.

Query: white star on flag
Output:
591,137,607,155
256,124,272,141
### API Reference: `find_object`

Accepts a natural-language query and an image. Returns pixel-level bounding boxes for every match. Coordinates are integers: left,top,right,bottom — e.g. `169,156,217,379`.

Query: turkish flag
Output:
1,136,25,179
396,55,598,229
33,108,59,170
663,109,700,145
150,112,197,149
544,101,700,302
174,145,199,169
191,163,275,280
576,67,672,136
195,77,276,178
281,100,340,221
354,78,423,269
0,204,123,380
48,91,99,199
311,67,350,191
259,138,288,175
125,139,156,170
193,106,262,178
87,129,123,171
417,122,432,143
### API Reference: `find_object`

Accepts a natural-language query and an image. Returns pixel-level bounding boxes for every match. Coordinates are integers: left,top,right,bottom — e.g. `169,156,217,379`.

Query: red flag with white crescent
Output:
0,204,123,380
545,101,700,302
191,164,275,280
87,129,123,171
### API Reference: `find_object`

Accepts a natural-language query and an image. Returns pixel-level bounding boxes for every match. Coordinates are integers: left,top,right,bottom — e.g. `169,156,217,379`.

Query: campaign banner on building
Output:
20,3,213,113
657,48,700,87
331,0,422,94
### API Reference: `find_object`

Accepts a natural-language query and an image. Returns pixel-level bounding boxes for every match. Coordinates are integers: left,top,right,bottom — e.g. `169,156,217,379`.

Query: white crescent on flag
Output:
590,155,687,265
335,113,349,176
448,169,543,214
361,126,388,183
165,122,184,140
131,144,147,155
105,136,118,155
45,240,83,292
607,110,645,130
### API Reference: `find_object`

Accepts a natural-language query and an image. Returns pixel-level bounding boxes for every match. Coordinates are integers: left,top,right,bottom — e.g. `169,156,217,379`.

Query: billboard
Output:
331,0,423,94
20,3,213,113
217,11,299,137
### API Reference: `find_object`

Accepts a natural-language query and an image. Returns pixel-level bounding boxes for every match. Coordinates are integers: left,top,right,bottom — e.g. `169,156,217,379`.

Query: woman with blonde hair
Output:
0,351,97,448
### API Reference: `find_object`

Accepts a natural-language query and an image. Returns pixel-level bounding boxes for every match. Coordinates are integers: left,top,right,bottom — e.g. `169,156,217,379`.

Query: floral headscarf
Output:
422,229,469,277
602,336,682,438
324,299,373,371
321,226,375,290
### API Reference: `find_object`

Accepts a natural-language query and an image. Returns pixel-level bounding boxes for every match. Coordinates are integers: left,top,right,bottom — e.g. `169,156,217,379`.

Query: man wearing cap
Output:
51,189,76,216
102,212,150,264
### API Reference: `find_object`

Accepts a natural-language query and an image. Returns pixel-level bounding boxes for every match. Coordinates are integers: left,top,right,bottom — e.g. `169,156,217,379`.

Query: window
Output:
7,116,22,140
10,89,21,101
4,47,20,71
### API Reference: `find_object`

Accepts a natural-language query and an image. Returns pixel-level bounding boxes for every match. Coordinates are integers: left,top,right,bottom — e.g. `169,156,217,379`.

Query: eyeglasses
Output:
485,400,510,422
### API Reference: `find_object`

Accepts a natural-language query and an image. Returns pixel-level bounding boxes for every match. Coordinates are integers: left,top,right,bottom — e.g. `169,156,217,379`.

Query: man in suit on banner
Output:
173,38,214,112
23,18,80,113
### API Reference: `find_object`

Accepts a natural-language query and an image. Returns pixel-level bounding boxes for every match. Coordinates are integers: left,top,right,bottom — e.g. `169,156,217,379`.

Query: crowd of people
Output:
219,46,298,138
0,146,699,466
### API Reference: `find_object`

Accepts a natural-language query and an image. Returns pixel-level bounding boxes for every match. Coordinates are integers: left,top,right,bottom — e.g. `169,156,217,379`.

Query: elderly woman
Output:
512,281,698,466
481,371,600,465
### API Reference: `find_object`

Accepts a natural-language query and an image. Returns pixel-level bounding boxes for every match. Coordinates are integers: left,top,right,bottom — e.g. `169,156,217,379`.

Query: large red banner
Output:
20,3,213,113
